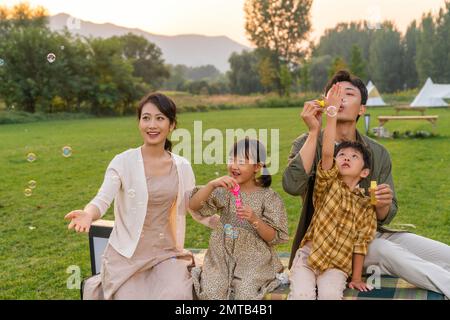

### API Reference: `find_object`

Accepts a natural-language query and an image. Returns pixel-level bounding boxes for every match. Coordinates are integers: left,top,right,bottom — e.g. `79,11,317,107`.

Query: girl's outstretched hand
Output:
64,210,93,233
207,176,238,190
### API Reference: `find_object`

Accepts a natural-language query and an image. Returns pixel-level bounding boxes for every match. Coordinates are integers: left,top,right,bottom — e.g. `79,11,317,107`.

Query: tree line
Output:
228,0,450,95
1,1,450,116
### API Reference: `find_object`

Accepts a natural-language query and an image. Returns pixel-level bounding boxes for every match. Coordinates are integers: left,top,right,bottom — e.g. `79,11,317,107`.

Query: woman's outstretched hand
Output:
65,210,93,233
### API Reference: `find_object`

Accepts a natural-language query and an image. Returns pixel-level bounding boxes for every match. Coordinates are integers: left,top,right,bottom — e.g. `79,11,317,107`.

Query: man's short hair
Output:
325,70,368,106
334,141,371,170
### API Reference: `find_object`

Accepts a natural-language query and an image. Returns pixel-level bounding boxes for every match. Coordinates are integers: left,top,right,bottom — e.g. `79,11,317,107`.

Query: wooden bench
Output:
377,115,439,136
394,106,427,115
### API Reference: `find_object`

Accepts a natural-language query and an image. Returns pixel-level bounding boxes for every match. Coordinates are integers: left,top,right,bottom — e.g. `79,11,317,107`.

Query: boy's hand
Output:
236,205,257,222
326,83,344,108
348,279,373,292
207,176,238,190
65,210,93,233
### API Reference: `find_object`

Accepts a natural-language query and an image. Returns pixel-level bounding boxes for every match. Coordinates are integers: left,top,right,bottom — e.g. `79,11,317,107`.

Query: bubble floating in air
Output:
0,58,4,66
27,153,36,163
47,53,56,63
28,180,37,189
24,188,32,197
326,106,338,117
62,146,72,158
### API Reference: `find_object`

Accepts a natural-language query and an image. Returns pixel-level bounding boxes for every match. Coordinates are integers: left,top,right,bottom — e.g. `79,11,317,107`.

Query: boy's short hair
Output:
334,141,371,170
325,70,368,105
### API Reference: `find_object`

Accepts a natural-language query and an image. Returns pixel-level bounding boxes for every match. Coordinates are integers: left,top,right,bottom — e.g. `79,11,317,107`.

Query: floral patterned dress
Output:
190,186,289,300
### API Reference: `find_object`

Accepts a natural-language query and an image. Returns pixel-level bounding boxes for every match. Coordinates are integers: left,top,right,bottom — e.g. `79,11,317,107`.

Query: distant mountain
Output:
49,13,251,72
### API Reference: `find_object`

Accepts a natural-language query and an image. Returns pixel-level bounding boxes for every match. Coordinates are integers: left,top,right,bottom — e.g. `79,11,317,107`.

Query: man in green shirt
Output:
283,70,450,299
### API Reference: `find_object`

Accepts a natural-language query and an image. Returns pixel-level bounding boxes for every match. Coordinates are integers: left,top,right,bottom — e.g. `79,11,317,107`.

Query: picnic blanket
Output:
190,249,445,300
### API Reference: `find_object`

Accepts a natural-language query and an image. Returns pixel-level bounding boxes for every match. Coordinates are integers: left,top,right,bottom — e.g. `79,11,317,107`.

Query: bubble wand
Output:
231,184,244,223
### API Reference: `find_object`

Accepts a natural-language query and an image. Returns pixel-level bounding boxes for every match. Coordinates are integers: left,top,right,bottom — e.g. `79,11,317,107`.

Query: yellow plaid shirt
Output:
300,160,377,276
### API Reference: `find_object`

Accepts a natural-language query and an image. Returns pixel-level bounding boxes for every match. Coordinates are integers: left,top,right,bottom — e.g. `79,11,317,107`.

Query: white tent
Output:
366,81,386,106
411,78,450,107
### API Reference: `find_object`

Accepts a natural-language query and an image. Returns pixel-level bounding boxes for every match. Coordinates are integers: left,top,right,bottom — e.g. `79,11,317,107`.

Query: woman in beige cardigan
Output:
64,92,219,299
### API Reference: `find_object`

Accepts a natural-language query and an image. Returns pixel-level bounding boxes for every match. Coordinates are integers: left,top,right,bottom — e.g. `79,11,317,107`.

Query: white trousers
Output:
364,232,450,299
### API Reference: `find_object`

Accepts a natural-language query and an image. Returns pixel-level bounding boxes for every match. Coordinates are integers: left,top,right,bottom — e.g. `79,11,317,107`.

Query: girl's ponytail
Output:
257,164,272,188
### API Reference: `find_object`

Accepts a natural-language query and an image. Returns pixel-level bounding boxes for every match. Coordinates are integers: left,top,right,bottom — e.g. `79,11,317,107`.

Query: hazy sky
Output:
2,0,447,46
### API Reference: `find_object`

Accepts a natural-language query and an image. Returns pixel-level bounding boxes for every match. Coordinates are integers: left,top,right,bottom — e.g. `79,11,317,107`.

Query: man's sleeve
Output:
377,148,398,226
282,134,312,197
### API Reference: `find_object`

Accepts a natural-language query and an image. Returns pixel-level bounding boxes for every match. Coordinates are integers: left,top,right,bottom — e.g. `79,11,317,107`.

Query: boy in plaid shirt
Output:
288,83,377,300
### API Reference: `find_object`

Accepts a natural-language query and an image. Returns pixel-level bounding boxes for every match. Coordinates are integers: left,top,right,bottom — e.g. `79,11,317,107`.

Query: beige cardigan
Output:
89,147,219,258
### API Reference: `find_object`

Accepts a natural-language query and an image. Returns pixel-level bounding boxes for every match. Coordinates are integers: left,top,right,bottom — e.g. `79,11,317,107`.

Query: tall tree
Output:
329,56,348,78
349,45,367,81
258,54,277,93
314,22,371,64
416,13,436,85
297,61,311,92
432,1,450,82
368,22,404,93
227,50,263,95
117,33,169,90
402,21,419,89
0,3,56,113
309,55,333,92
86,37,144,115
244,0,312,95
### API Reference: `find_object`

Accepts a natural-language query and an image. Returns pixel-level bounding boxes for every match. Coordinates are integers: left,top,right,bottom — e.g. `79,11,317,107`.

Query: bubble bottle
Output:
231,184,244,225
370,181,378,205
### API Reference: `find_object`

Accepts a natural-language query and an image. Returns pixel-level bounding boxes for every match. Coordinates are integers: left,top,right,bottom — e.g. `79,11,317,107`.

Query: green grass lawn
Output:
0,106,449,299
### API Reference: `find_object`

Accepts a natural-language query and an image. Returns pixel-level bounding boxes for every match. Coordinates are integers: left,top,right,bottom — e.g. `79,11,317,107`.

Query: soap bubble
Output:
159,233,165,240
326,106,338,117
24,188,32,197
0,58,4,66
60,45,65,50
47,53,56,63
28,180,37,189
62,146,72,158
29,226,36,230
26,153,36,163
128,189,136,198
215,172,219,176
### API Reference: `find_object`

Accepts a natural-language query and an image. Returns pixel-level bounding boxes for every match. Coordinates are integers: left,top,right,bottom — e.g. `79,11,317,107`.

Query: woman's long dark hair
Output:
137,92,177,151
230,137,272,188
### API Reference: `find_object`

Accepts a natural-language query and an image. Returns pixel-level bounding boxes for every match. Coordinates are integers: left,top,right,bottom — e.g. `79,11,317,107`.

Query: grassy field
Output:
0,106,449,299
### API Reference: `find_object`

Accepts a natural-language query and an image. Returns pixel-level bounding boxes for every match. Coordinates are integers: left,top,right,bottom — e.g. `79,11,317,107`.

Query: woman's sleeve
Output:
261,190,290,246
88,155,122,218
